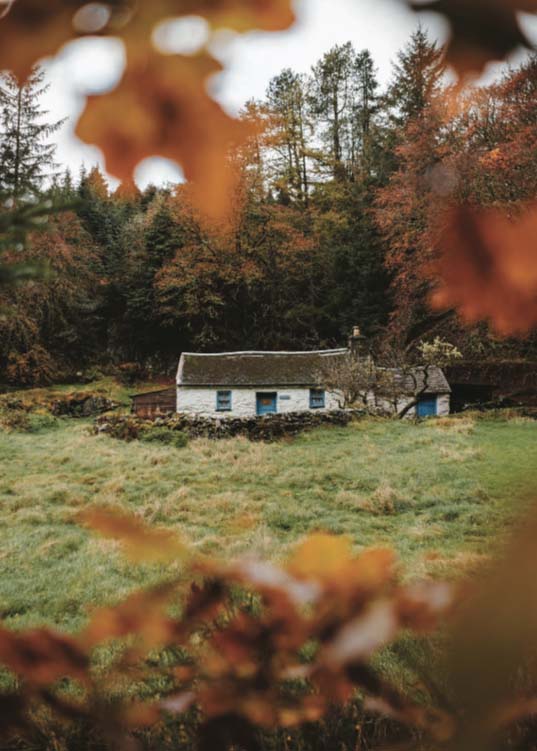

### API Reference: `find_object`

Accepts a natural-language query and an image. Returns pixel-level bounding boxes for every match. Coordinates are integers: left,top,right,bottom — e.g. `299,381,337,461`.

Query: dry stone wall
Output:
95,409,364,442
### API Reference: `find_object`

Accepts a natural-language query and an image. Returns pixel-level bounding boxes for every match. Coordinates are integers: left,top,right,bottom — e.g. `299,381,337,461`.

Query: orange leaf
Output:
121,701,162,728
431,205,537,335
81,585,178,648
75,50,252,220
287,533,355,581
176,0,295,32
77,506,188,563
409,0,537,76
0,626,88,686
322,600,399,665
0,0,78,82
287,533,395,591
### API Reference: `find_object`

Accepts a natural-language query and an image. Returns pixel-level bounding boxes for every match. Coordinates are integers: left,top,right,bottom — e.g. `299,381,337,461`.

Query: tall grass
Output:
1,416,537,633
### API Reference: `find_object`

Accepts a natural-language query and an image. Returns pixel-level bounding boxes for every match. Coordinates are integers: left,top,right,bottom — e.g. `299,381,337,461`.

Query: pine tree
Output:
351,50,381,177
0,66,65,200
266,69,311,204
308,42,358,180
386,27,445,127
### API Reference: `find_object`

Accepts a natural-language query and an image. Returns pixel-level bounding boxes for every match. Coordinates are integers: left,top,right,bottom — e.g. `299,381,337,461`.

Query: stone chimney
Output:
348,325,369,359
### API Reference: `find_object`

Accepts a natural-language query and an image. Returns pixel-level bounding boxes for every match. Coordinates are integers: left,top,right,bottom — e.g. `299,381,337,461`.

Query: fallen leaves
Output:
431,204,537,335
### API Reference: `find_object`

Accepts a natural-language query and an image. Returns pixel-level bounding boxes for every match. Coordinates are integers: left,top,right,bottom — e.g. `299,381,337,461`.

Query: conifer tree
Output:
386,27,445,126
0,66,65,200
351,49,381,177
308,42,358,180
266,69,311,204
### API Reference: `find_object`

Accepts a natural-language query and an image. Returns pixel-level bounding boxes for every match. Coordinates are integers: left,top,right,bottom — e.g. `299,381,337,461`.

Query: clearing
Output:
1,406,537,633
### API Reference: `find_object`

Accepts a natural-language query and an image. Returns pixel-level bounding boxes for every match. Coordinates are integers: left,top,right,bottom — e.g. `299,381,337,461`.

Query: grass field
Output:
2,407,537,636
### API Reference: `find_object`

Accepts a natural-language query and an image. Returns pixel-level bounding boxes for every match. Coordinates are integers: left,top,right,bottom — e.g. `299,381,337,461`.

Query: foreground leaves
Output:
0,513,456,747
76,51,250,218
408,0,537,76
431,205,537,335
78,505,188,563
0,0,295,219
4,506,537,750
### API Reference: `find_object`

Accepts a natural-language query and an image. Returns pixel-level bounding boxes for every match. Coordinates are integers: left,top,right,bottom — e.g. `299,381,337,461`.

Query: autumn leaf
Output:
0,626,88,686
76,50,252,220
397,581,455,630
121,701,162,728
408,0,537,76
175,0,295,32
81,585,179,648
0,0,80,82
287,533,395,591
321,600,399,665
77,505,188,563
231,559,320,606
431,205,537,335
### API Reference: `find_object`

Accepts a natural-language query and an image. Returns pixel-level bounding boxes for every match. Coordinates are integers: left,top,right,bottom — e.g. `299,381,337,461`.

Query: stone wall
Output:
95,409,364,442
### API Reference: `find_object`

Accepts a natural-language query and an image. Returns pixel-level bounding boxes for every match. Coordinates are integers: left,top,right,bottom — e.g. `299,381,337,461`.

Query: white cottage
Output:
175,346,451,418
176,349,347,418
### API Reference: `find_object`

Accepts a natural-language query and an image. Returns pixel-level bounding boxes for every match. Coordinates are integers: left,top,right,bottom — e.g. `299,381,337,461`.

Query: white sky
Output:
39,0,537,188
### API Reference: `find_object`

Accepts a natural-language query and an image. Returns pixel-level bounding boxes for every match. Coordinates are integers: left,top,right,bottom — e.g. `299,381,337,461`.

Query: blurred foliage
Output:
1,1,537,750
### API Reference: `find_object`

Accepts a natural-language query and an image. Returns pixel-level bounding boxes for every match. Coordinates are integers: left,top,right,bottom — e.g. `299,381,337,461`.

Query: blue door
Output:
256,393,277,416
417,396,437,418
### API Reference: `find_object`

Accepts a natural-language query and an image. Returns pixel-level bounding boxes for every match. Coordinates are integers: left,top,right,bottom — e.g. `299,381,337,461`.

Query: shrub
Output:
116,362,147,385
26,412,60,433
140,427,189,449
5,346,58,386
0,407,31,432
0,408,59,433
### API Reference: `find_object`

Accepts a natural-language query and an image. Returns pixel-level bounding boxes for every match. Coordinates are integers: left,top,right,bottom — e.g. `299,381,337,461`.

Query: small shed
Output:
130,386,176,418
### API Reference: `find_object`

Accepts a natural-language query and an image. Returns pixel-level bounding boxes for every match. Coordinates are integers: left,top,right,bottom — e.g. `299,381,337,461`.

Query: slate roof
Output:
177,350,451,393
178,350,347,387
388,366,451,395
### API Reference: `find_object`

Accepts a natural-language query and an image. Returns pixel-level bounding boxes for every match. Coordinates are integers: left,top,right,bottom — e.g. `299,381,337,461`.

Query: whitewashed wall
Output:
177,387,342,417
436,394,451,416
370,394,451,417
176,387,450,418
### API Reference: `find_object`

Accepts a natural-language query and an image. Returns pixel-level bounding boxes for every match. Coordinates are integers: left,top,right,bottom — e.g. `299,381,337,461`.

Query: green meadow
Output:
1,406,537,634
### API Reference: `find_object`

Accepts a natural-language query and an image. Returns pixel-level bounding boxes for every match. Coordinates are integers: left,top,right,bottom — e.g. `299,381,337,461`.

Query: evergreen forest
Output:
2,30,537,385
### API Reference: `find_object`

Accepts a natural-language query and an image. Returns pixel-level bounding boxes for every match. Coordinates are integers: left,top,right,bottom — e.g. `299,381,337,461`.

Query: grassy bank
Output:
1,412,537,634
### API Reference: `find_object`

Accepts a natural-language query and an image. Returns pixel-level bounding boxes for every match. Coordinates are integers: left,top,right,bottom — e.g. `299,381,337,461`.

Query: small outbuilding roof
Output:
177,350,451,394
177,350,348,387
390,366,451,395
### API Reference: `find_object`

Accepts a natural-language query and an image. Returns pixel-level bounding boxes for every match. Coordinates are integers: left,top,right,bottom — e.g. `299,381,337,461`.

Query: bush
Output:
5,346,58,386
26,412,60,433
0,408,59,433
116,362,147,386
0,407,31,432
140,427,188,449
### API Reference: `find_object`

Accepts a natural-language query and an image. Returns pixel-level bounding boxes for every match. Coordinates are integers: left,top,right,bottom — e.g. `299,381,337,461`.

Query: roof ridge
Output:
181,349,348,357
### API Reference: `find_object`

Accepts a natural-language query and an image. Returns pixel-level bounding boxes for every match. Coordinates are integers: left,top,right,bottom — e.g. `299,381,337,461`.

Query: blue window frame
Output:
216,390,232,412
310,389,325,409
